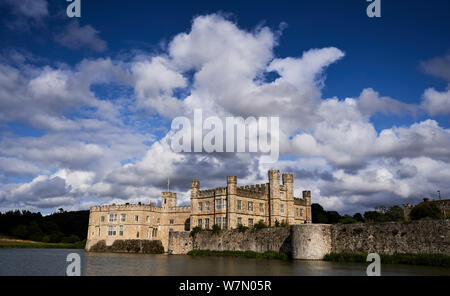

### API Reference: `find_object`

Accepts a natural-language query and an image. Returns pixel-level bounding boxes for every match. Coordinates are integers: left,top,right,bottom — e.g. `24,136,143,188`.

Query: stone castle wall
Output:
168,220,449,259
168,227,291,255
330,220,449,255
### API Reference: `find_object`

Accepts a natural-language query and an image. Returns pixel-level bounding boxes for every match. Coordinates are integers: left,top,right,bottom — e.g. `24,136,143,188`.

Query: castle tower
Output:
303,190,312,223
403,204,413,222
226,176,237,230
268,169,281,226
282,173,295,224
161,192,177,210
189,180,200,229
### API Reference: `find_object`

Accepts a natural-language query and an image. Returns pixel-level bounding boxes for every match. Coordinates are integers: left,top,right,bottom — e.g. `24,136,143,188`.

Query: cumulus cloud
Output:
1,13,450,214
421,52,450,82
2,0,48,19
421,87,450,115
55,21,108,52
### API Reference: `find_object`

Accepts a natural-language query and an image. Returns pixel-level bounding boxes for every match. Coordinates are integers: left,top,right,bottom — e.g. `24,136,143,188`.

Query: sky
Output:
0,0,449,215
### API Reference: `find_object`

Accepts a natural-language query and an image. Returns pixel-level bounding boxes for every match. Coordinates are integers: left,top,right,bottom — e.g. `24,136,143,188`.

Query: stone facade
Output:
168,220,449,259
85,169,312,252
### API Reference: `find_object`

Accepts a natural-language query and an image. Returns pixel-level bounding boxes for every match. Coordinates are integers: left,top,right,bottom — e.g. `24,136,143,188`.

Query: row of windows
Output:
102,225,159,238
101,214,161,224
197,218,210,229
236,200,264,213
198,201,210,211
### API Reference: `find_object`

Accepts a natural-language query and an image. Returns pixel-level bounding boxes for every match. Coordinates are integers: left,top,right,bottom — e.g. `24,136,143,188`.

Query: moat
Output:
0,249,449,276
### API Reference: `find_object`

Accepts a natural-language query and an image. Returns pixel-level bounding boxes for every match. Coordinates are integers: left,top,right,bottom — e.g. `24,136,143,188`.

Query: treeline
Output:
0,209,89,243
312,201,444,224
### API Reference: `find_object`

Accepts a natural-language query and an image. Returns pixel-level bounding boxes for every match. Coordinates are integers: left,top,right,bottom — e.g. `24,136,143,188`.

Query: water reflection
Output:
0,249,448,276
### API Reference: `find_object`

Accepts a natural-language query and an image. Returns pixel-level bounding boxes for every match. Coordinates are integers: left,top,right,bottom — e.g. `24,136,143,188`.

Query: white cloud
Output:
55,21,108,52
1,13,450,215
421,87,450,115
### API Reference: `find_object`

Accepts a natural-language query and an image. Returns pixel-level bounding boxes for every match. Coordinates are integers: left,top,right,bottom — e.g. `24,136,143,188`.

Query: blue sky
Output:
0,0,449,214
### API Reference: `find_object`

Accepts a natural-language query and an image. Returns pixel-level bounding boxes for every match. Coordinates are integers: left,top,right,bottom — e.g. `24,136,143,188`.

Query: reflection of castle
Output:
85,170,312,251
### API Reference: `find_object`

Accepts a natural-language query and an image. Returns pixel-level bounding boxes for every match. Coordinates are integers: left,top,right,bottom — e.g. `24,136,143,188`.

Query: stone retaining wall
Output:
168,220,449,259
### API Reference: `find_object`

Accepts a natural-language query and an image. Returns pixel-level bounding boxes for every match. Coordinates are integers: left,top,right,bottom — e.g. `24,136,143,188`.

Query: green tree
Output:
11,224,29,239
339,215,358,224
253,220,268,229
326,211,341,224
353,213,364,222
386,205,404,221
410,203,441,220
312,203,328,223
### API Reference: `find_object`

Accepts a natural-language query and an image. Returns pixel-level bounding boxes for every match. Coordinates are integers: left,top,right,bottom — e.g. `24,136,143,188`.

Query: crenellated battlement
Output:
90,203,160,212
86,170,312,254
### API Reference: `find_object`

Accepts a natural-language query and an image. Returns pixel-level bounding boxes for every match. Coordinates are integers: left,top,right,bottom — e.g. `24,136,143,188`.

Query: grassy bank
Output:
0,238,85,249
324,252,450,268
187,249,289,260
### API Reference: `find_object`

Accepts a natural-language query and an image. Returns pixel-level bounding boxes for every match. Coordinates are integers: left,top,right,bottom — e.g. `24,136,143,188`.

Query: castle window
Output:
259,203,264,212
170,219,174,225
107,226,116,236
237,200,242,210
198,219,202,228
300,208,304,217
152,228,157,237
205,201,210,211
237,217,242,225
248,218,254,227
137,232,139,238
101,216,105,222
198,202,203,211
109,213,117,222
205,218,210,229
135,215,139,222
280,204,284,214
215,199,226,210
146,216,150,222
157,218,160,224
91,231,94,237
120,214,126,222
98,228,101,236
119,225,123,236
248,202,254,212
215,217,226,228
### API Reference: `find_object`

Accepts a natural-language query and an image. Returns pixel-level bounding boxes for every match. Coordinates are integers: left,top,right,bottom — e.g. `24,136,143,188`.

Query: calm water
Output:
0,249,449,276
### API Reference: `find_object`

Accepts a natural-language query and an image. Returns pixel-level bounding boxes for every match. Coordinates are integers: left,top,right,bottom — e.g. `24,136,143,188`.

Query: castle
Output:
85,170,312,251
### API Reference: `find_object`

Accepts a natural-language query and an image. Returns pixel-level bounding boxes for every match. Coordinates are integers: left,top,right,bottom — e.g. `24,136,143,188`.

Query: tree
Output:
326,211,341,224
386,205,404,221
410,203,441,220
339,215,358,224
353,213,364,222
312,203,328,223
364,211,381,222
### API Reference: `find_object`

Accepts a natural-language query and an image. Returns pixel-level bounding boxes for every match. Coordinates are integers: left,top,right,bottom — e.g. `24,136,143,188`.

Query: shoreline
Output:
0,238,85,249
186,249,450,267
